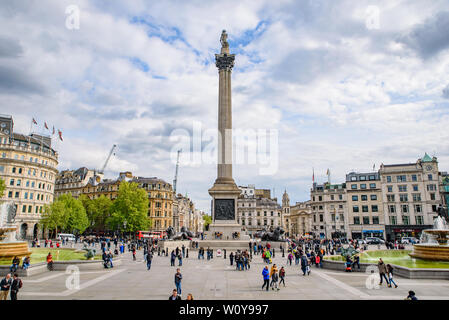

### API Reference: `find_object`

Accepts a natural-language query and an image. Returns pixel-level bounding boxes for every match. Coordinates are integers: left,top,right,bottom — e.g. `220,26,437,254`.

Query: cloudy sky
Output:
1,0,449,212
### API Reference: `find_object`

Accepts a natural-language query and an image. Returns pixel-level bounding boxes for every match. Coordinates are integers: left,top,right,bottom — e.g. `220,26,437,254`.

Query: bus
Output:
136,231,166,240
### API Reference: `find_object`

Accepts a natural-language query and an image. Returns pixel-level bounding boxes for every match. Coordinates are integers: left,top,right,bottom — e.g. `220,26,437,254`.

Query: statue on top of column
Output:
220,30,229,53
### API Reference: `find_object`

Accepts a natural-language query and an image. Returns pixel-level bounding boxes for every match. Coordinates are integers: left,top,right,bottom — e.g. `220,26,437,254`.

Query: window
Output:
397,175,407,182
387,176,392,182
428,174,433,181
412,174,417,182
353,217,360,224
24,192,28,199
389,216,397,225
351,184,357,190
351,176,357,181
388,205,396,213
414,204,422,213
22,206,26,213
353,206,359,213
387,195,395,202
369,175,376,180
360,184,367,189
363,216,370,224
319,215,323,222
372,216,379,224
330,195,334,200
12,167,16,173
427,184,436,191
362,205,369,212
412,193,421,202
361,195,368,201
432,205,437,212
387,186,393,193
430,193,436,201
416,216,424,225
14,192,19,198
30,193,33,200
10,179,14,186
402,216,410,225
16,179,21,186
399,194,408,202
28,206,32,213
318,196,322,201
339,195,343,200
401,204,409,213
370,195,377,200
398,185,407,192
331,214,335,222
360,176,366,181
370,183,376,189
352,195,358,201
413,185,419,192
372,205,378,212
340,214,344,222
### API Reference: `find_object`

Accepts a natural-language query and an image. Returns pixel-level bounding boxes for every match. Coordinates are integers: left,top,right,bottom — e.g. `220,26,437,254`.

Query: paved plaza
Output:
15,247,449,300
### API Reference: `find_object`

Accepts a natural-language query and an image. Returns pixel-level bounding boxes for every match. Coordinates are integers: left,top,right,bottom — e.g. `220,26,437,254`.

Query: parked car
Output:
401,237,419,244
355,239,366,245
365,237,385,244
57,233,76,242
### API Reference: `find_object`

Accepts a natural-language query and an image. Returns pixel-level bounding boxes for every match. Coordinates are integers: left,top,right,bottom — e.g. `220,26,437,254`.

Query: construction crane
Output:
173,149,182,194
100,144,117,174
92,144,117,185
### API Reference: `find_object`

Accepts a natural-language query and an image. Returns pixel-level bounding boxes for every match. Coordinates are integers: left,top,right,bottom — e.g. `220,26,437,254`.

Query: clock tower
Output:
0,115,13,138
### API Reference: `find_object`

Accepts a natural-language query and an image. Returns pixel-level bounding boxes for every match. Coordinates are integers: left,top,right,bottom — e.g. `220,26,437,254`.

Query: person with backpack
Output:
10,274,22,300
279,267,286,287
287,252,293,266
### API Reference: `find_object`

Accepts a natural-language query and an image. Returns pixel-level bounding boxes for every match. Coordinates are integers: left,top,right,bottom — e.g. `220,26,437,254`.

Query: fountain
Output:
409,216,449,261
0,201,32,263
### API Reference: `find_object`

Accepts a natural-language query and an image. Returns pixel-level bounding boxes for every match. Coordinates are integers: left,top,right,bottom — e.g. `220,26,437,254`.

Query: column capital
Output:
215,53,235,71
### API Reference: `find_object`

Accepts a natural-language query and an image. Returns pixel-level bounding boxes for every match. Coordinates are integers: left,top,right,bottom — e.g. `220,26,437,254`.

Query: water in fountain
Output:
433,216,448,230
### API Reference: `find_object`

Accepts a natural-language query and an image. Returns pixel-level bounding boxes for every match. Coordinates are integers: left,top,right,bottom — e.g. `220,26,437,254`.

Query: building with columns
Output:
237,185,282,236
282,190,312,237
0,115,58,239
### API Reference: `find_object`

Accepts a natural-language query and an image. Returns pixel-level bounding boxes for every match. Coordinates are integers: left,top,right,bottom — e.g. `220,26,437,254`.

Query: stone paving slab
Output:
12,248,449,300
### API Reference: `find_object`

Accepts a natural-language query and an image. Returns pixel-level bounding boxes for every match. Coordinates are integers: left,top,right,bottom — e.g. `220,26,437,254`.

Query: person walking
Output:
377,258,390,287
270,264,279,291
132,247,136,261
315,254,321,268
386,264,398,288
10,274,22,300
229,252,234,266
174,268,183,296
300,254,308,276
178,252,183,266
0,274,11,300
261,266,270,291
288,252,293,266
279,267,286,287
170,250,176,267
146,250,153,270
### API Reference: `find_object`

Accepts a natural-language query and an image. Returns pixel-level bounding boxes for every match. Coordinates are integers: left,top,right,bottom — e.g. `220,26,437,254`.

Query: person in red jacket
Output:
315,255,321,268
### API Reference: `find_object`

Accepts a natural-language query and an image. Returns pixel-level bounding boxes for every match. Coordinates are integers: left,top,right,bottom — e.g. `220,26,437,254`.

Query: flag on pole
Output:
58,129,63,141
32,118,37,125
312,168,315,183
44,122,49,130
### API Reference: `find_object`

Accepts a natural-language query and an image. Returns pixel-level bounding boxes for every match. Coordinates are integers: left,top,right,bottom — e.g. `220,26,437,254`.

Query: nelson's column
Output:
207,30,248,240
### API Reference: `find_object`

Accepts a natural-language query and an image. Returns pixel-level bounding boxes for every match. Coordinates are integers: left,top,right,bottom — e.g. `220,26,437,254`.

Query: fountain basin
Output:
0,242,32,263
409,243,449,261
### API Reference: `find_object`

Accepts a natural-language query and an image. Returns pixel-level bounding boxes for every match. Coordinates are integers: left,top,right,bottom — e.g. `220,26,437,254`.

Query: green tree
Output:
87,195,113,232
107,181,149,233
203,214,212,230
41,194,89,236
0,177,5,199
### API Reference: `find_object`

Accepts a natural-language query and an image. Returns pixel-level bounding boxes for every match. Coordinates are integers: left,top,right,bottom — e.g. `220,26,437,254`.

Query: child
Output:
386,264,398,288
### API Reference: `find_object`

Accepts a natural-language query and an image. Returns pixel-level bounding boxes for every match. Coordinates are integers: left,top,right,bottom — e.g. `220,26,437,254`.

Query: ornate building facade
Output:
0,115,58,239
282,190,312,237
55,167,101,199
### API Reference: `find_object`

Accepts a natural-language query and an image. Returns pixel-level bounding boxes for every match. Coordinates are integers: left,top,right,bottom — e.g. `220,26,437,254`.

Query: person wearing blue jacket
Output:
262,266,270,291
